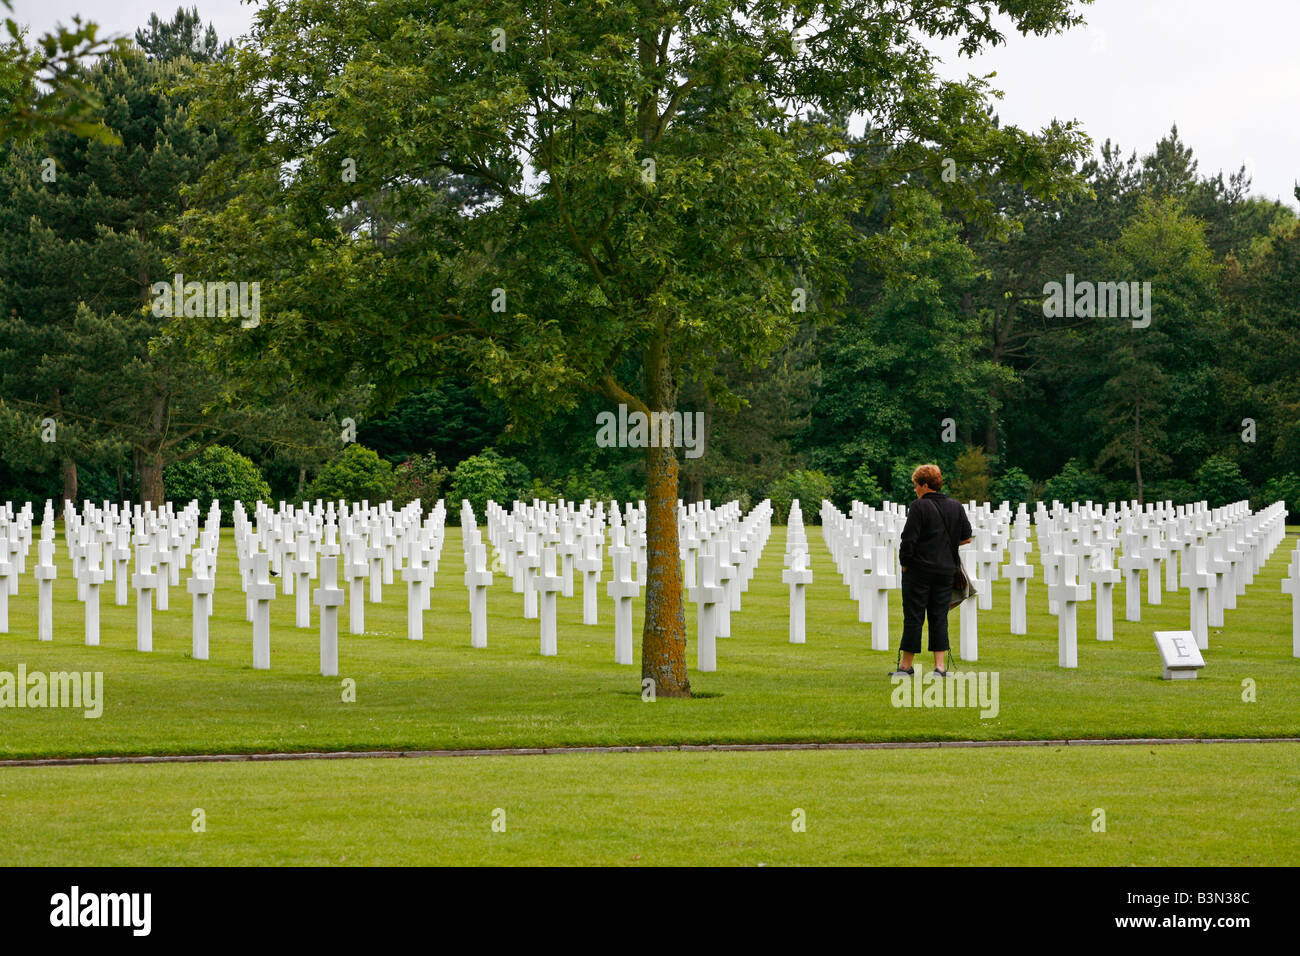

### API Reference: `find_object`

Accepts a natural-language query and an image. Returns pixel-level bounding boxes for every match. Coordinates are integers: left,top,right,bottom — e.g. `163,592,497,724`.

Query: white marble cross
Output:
248,550,277,670
781,549,813,645
1181,544,1215,651
1049,552,1090,668
289,544,314,629
607,543,639,665
402,538,428,642
315,553,345,676
82,543,105,647
0,546,12,634
1005,538,1034,635
132,544,158,652
537,544,565,657
690,548,725,672
1118,533,1146,622
1282,548,1300,659
34,538,58,642
575,532,603,626
344,536,368,635
464,540,493,649
958,547,980,661
865,545,896,651
187,550,215,660
1082,548,1120,642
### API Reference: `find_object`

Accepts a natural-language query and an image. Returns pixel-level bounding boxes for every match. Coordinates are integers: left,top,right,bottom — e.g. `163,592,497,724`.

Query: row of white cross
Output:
4,493,1294,677
471,496,774,671
811,496,1295,665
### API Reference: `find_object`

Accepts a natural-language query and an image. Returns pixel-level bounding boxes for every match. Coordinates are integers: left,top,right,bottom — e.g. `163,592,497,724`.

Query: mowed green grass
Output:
1,743,1296,865
0,523,1297,759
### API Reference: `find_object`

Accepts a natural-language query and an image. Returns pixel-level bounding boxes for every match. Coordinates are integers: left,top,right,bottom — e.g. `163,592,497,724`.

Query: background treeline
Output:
1,8,1297,520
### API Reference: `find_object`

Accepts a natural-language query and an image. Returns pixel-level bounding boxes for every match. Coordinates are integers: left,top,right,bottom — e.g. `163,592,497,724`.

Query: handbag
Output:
926,497,976,609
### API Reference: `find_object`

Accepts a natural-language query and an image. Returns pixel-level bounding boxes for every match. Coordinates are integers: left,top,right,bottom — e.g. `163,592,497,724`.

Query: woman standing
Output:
890,464,972,677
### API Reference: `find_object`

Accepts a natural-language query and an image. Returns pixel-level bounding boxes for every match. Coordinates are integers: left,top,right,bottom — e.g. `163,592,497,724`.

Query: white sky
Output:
10,0,1298,205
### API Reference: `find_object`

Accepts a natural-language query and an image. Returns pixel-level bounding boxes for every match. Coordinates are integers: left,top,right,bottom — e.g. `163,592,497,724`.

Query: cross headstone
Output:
1082,548,1120,642
1005,538,1034,636
865,545,896,651
575,532,603,626
187,551,215,660
1180,544,1215,651
82,544,105,647
345,536,368,635
402,538,428,641
1118,533,1145,622
607,544,639,665
289,547,314,629
248,551,277,670
315,553,345,676
1049,552,1090,668
0,546,12,635
537,544,565,657
34,538,58,642
132,544,158,652
1282,550,1300,659
781,550,813,645
464,541,493,649
689,549,725,672
112,526,131,606
958,548,979,662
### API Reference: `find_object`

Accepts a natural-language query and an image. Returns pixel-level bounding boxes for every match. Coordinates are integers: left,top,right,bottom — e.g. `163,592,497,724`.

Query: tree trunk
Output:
60,459,78,507
1133,390,1144,506
641,336,690,698
140,392,168,507
140,450,165,507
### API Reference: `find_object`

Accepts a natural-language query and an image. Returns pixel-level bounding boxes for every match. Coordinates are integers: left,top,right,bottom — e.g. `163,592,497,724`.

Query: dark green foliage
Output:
1259,473,1300,517
842,464,886,509
305,445,396,505
448,453,509,518
1043,459,1109,505
1194,455,1249,508
770,470,834,525
164,445,271,520
992,466,1034,507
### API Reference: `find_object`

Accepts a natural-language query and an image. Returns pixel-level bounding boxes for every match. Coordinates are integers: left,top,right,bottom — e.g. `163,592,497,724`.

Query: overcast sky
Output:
10,0,1298,206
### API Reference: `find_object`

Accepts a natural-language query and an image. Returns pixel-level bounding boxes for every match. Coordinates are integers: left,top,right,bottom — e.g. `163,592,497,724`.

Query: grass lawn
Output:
1,743,1295,865
0,523,1296,759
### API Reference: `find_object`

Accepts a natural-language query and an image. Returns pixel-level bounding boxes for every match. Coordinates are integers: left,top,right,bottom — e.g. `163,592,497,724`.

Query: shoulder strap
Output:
925,496,959,558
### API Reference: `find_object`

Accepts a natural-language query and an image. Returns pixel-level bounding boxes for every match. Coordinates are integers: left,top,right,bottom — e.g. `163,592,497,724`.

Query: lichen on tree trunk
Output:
640,335,691,698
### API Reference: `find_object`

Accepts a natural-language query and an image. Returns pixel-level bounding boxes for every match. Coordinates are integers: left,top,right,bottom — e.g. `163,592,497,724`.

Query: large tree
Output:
0,13,331,506
177,0,1091,696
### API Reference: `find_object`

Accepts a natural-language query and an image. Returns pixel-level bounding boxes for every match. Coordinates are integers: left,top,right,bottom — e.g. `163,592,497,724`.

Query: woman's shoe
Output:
933,668,950,677
888,666,915,677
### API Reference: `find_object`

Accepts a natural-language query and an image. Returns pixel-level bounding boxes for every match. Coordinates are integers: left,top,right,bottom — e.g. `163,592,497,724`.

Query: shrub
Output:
947,444,991,503
305,444,397,504
1043,459,1108,505
1259,473,1300,517
770,469,834,524
1145,478,1197,506
1194,454,1248,508
392,452,448,508
560,468,640,504
164,445,271,521
449,452,510,517
842,464,885,508
991,466,1033,507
